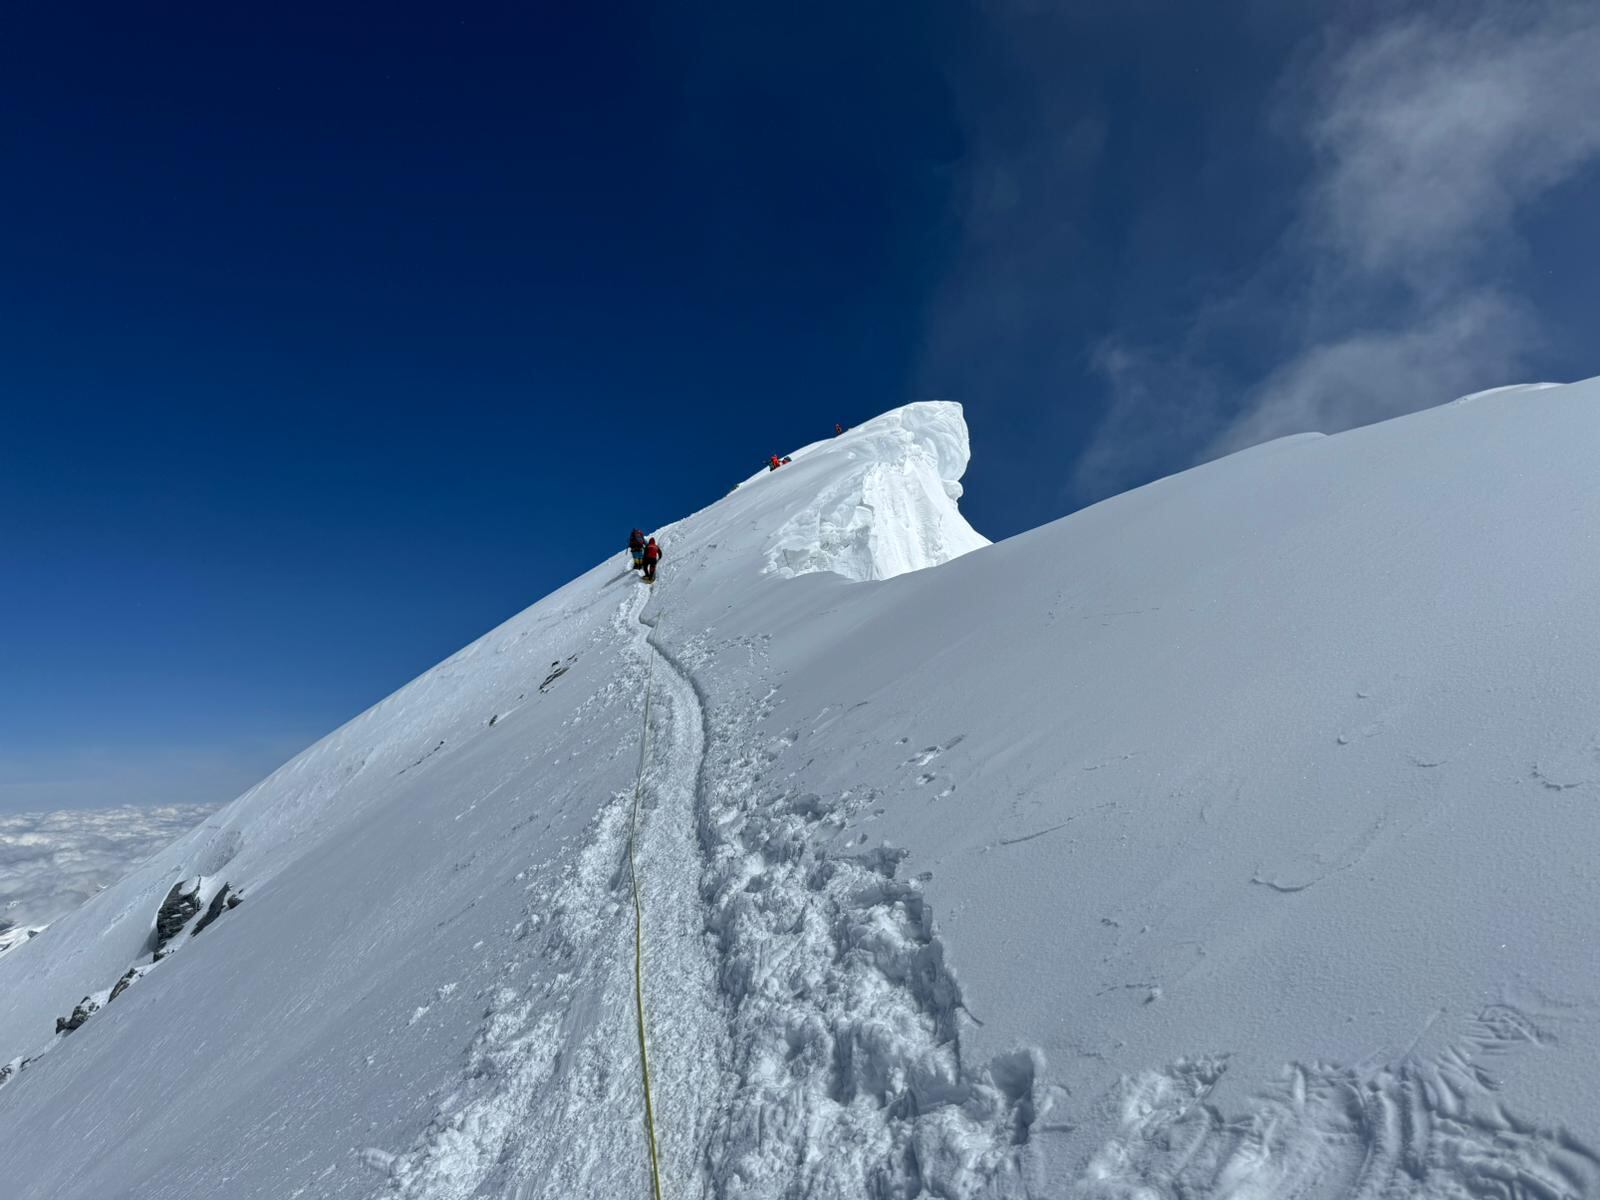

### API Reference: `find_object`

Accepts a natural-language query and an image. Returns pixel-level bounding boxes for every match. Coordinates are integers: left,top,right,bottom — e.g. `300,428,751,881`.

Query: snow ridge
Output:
15,391,1600,1198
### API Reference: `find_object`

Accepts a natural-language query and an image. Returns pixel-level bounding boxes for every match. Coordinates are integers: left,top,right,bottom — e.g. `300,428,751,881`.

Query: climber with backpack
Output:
642,537,662,583
628,529,647,571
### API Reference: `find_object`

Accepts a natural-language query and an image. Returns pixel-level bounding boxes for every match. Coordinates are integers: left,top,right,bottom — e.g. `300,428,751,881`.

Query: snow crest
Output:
764,402,988,582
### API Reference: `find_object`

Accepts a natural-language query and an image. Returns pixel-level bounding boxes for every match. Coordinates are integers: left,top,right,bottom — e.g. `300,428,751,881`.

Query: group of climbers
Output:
627,528,662,583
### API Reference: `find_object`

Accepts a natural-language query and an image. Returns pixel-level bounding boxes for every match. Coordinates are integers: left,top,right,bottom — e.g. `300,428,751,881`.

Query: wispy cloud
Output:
1305,6,1600,283
0,804,216,930
1214,292,1534,454
1076,2,1600,498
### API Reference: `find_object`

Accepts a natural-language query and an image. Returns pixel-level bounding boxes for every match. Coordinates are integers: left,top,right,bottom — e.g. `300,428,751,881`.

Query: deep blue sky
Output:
4,2,1598,810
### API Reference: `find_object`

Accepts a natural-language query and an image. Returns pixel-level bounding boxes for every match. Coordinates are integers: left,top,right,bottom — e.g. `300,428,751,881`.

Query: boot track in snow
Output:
372,573,1041,1199
640,575,1043,1199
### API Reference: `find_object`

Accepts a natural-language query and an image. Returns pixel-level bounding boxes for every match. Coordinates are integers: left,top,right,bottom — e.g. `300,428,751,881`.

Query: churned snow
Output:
3,389,1600,1199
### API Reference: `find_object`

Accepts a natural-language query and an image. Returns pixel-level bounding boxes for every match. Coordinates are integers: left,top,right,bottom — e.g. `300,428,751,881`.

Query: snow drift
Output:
3,388,1600,1200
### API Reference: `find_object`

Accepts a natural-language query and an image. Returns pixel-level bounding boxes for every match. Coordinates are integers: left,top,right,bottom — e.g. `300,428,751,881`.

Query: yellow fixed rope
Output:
630,624,666,1200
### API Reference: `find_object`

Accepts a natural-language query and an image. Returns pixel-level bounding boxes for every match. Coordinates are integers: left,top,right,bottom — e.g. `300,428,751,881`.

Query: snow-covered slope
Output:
0,922,44,959
3,388,1600,1199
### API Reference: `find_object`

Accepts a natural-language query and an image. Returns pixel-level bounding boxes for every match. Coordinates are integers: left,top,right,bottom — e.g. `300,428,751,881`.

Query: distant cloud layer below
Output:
0,805,216,931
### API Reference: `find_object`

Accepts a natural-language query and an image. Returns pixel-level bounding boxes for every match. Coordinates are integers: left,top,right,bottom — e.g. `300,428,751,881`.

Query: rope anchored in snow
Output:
629,614,666,1200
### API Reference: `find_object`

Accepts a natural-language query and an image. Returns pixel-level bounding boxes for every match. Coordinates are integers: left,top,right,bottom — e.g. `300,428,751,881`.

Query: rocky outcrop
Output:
5,864,255,1097
108,968,139,1003
55,997,99,1036
190,884,241,938
155,879,203,950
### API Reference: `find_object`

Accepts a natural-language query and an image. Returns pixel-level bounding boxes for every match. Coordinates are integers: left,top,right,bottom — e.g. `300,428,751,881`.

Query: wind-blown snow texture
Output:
3,392,1600,1199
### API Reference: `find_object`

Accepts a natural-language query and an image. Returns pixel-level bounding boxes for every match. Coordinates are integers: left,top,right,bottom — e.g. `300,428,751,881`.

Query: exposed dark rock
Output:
0,1063,12,1086
155,879,203,949
108,967,139,1003
55,997,99,1035
539,654,579,693
398,739,446,775
191,884,239,937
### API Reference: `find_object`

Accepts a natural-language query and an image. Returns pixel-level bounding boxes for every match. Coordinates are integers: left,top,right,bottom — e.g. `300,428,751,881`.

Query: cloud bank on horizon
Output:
0,804,217,932
0,735,311,817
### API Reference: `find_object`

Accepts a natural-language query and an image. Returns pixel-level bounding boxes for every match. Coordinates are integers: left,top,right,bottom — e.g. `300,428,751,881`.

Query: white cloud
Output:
1076,2,1600,497
0,804,216,931
1307,6,1600,283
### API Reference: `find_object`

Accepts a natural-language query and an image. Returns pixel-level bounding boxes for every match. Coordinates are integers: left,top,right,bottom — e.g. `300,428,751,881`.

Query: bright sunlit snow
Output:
2,390,1599,1198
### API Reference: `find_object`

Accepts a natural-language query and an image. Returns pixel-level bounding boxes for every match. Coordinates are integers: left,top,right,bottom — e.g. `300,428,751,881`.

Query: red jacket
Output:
644,542,661,561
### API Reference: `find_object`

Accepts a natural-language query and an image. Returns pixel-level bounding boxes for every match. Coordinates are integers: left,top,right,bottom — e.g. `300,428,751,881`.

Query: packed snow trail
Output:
628,588,726,1200
635,531,1042,1199
627,621,666,1200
